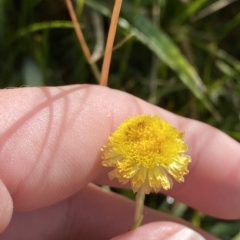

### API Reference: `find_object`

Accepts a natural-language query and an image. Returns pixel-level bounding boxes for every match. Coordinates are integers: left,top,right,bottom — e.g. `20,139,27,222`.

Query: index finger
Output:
0,85,239,220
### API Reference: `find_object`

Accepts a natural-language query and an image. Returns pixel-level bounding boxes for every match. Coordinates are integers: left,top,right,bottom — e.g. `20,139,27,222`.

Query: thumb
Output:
0,179,13,233
111,222,206,240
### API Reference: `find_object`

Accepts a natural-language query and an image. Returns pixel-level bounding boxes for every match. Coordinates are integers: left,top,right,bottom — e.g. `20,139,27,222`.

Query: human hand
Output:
0,85,239,239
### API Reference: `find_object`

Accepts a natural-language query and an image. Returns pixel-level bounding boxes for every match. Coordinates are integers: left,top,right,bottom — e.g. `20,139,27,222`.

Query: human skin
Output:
0,85,239,239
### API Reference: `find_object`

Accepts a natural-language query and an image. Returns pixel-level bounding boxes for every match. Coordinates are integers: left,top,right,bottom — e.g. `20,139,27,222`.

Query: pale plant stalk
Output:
65,0,100,82
130,187,145,230
100,0,123,86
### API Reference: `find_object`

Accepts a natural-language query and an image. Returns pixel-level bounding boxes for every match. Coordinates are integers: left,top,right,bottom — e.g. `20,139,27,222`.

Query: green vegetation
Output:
1,0,240,238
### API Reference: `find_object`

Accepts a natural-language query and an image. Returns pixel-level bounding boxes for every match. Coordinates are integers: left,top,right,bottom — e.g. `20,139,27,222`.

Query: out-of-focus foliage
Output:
1,0,240,238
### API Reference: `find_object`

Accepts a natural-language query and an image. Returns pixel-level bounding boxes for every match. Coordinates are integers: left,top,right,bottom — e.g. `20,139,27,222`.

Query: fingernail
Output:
168,228,206,240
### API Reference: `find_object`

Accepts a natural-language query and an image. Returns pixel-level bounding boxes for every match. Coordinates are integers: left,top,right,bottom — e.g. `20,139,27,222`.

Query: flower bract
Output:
101,115,191,194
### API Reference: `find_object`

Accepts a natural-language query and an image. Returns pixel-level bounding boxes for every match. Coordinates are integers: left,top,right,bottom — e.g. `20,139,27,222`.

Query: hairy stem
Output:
130,187,145,230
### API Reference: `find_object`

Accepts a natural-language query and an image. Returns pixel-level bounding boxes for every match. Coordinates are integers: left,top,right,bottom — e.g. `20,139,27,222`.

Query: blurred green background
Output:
1,0,240,239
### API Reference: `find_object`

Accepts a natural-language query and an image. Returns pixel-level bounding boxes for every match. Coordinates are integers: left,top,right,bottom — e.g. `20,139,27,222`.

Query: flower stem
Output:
130,187,145,230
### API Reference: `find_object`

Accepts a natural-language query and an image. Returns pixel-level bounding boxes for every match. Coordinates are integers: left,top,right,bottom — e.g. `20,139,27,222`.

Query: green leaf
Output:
174,0,208,24
15,21,73,39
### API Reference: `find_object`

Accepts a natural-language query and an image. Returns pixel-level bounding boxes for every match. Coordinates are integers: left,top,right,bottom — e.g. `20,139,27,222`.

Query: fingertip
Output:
0,179,13,233
111,222,206,240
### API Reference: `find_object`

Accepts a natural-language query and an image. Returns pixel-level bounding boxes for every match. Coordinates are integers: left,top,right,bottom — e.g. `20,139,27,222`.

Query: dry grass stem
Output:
100,0,123,86
65,0,100,82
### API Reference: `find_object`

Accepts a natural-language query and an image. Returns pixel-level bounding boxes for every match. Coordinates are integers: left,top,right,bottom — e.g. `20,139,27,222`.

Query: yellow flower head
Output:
101,115,191,194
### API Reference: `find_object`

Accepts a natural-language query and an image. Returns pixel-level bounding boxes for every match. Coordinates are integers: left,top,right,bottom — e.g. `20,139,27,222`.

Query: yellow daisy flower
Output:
101,115,191,194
